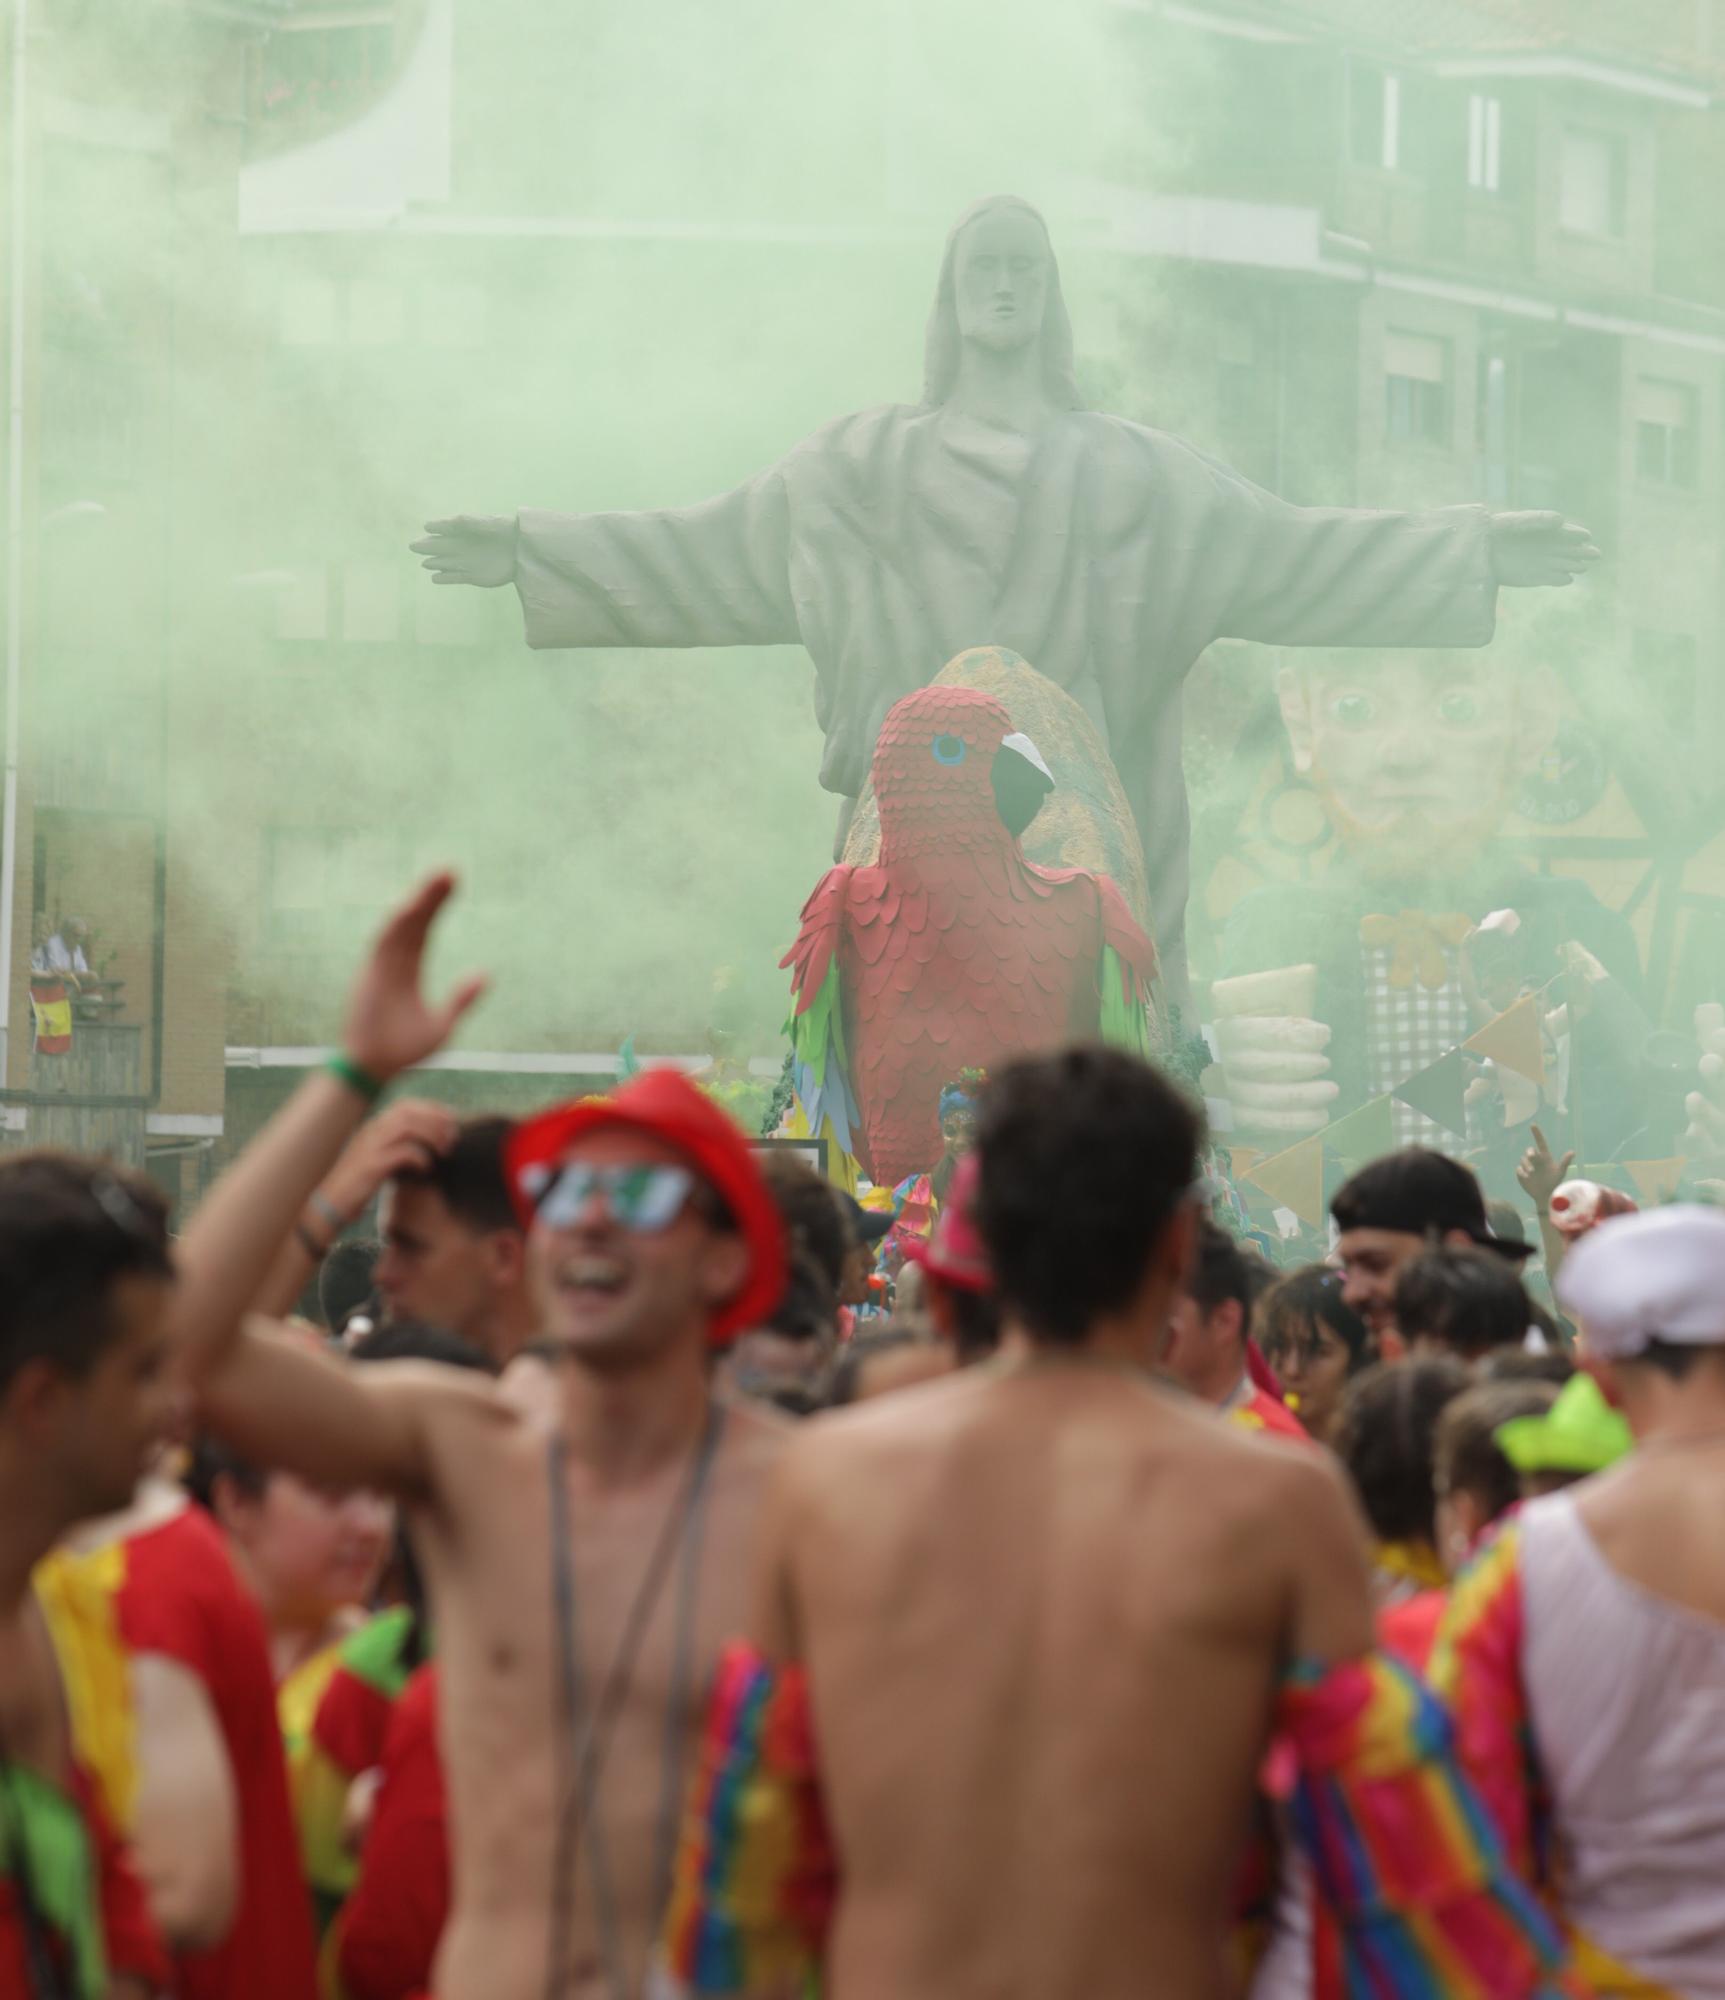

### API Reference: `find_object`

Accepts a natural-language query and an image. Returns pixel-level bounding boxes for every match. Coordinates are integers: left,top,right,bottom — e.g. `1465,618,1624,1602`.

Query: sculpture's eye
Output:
1437,688,1481,727
931,734,968,766
1327,693,1374,730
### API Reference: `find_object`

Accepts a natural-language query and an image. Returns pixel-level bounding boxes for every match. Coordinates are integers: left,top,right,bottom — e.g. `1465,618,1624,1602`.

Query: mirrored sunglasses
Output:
532,1162,696,1234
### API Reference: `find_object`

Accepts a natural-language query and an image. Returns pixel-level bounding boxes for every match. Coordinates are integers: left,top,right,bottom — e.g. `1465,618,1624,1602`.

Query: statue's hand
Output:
411,514,518,588
1216,1015,1339,1137
1489,510,1600,589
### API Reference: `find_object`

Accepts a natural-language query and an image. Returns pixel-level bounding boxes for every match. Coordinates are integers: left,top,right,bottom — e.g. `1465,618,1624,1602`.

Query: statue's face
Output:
953,209,1050,354
1278,656,1557,880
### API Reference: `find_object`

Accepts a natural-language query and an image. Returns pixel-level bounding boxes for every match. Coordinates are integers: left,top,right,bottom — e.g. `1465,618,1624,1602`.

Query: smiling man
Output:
174,876,794,2000
1330,1146,1533,1347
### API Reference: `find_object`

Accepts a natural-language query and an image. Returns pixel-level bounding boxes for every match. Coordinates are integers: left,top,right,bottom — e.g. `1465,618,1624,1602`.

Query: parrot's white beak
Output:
999,731,1053,782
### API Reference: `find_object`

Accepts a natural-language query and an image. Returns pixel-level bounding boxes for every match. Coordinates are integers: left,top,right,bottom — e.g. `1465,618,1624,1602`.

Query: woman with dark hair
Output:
1252,1264,1375,1444
1334,1357,1472,1611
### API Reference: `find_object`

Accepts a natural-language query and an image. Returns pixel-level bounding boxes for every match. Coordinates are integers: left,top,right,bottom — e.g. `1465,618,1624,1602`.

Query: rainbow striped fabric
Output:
1279,1651,1580,1998
661,1642,836,1994
1428,1523,1544,1885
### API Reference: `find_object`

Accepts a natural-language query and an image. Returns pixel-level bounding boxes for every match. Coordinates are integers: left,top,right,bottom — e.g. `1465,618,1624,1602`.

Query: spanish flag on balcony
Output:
30,973,72,1054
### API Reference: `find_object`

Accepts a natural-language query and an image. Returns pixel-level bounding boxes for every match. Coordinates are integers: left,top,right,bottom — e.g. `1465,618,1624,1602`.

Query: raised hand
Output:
341,874,488,1085
1490,511,1600,589
319,1098,460,1227
1516,1124,1574,1212
410,515,518,588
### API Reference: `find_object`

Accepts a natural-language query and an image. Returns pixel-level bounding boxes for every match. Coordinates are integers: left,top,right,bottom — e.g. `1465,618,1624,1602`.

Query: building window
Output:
281,276,340,348
1216,320,1257,414
1385,330,1452,447
414,579,486,647
421,283,489,350
1560,128,1629,238
1467,93,1502,193
1633,629,1699,731
348,279,407,348
341,562,402,643
1349,60,1399,170
276,568,331,641
266,826,408,942
1635,377,1700,488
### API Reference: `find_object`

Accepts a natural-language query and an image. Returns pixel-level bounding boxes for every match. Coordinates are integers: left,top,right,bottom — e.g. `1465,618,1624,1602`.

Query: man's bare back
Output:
769,1356,1367,2000
1575,1444,1725,1627
413,1384,790,2000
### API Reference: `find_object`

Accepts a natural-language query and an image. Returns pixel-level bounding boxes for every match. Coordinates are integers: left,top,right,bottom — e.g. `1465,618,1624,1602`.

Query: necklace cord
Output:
545,1403,726,2000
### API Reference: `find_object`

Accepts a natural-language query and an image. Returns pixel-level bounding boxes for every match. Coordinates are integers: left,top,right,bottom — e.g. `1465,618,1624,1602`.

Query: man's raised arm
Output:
175,873,488,1497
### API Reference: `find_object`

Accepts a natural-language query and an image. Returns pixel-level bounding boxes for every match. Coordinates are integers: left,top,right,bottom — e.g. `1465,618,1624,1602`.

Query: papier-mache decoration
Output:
1392,1047,1470,1141
782,683,1156,1190
1463,991,1546,1086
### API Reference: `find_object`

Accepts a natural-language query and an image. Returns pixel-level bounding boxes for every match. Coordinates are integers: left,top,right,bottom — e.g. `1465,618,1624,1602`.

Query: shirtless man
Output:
1435,1203,1725,1994
662,1046,1572,1999
174,875,793,2000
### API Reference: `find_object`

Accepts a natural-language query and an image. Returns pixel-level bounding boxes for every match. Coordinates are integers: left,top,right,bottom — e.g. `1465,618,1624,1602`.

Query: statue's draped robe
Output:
514,404,1498,1001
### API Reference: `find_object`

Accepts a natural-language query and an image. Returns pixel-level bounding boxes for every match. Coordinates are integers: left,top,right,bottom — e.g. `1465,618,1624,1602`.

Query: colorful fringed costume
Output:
783,685,1155,1189
663,1641,1569,1997
1433,1494,1725,1998
661,1645,835,1995
1278,1653,1576,1998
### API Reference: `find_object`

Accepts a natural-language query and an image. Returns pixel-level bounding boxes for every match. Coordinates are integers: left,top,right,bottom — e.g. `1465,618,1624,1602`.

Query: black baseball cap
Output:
1331,1147,1534,1261
840,1191,894,1246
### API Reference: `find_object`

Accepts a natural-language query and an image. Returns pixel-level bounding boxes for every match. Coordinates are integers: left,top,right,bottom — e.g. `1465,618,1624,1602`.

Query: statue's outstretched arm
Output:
413,469,801,653
1158,435,1596,653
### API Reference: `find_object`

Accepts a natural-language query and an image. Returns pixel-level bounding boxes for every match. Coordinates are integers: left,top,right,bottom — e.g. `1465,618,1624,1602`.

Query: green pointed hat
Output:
1494,1372,1632,1477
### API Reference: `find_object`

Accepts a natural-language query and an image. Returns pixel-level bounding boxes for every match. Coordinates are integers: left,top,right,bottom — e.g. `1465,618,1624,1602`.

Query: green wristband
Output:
326,1053,386,1105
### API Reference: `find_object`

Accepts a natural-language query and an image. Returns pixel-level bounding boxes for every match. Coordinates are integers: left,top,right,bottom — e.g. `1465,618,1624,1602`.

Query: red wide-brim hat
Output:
505,1068,788,1347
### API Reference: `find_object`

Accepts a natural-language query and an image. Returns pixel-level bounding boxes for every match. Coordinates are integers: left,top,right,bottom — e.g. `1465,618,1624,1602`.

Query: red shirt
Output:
338,1663,448,2000
116,1506,319,2000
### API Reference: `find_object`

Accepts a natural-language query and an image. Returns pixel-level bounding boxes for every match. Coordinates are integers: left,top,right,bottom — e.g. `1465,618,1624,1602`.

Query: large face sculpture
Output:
1277,653,1559,881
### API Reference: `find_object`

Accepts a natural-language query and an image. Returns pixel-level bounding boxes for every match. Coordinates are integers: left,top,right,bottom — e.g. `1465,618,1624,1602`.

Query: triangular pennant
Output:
1392,1047,1469,1140
1321,1094,1395,1164
1464,993,1544,1084
1241,1134,1327,1230
1622,1157,1684,1204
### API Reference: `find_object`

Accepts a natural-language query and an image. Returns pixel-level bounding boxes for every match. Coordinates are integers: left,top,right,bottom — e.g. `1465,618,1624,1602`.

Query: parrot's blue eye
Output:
931,734,967,766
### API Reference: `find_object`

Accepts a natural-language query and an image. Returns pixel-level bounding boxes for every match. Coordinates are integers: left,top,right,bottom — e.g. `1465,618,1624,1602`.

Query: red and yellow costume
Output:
36,1502,320,2000
1228,1383,1311,1445
295,1605,417,1935
335,1663,449,2000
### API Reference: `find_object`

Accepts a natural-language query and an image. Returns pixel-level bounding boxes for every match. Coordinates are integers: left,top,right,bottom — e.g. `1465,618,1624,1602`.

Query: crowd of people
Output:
2,871,1723,2000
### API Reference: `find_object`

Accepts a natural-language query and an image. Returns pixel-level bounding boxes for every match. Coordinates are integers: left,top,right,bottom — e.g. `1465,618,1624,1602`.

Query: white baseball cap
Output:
1556,1204,1725,1359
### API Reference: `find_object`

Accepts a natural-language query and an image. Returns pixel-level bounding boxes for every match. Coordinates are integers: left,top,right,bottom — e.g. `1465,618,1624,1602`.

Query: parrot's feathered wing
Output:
782,686,1156,1188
